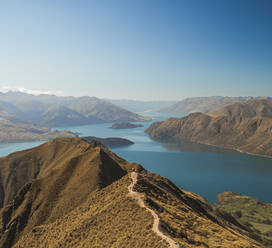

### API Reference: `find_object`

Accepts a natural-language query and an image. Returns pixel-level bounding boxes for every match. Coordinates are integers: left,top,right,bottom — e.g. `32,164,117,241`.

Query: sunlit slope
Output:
0,138,262,247
146,99,272,157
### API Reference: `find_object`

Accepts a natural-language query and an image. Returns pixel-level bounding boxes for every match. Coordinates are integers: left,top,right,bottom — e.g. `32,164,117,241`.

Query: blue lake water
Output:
1,112,272,203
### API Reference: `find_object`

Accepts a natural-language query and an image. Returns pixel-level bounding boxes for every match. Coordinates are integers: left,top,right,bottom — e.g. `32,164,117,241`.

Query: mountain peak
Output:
0,139,262,247
0,138,133,247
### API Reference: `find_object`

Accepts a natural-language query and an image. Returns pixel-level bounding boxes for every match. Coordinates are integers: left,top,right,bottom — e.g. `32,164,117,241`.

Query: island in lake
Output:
110,122,144,129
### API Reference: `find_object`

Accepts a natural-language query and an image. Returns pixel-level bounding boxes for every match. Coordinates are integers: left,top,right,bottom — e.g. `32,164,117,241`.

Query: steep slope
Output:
0,138,140,247
0,138,133,208
159,96,254,114
0,138,262,248
11,171,261,248
146,100,272,157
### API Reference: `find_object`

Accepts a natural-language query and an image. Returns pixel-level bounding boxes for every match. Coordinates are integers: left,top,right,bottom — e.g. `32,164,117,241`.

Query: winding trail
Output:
128,172,183,248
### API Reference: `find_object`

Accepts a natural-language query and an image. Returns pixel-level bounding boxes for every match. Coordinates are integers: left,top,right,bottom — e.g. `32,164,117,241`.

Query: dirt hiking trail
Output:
128,172,184,248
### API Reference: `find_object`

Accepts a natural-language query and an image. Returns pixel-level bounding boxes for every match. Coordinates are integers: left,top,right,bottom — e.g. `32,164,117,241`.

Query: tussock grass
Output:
14,175,168,248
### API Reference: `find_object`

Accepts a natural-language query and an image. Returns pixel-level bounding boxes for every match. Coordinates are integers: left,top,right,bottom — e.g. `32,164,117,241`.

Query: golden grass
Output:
14,175,168,248
0,138,264,248
135,173,262,248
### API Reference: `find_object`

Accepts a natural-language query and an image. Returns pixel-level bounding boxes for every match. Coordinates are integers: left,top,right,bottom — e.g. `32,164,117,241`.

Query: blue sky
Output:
0,0,271,100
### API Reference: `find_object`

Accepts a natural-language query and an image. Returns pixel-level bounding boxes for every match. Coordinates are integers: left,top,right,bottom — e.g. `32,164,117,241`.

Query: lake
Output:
1,112,272,203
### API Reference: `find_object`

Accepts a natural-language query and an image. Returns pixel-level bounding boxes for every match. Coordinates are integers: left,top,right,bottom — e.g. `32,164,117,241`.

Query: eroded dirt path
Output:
128,172,183,248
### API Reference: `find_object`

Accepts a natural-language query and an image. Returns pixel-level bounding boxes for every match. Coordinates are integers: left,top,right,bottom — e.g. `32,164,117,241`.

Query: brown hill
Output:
0,138,262,247
146,100,272,157
0,138,141,247
210,99,272,118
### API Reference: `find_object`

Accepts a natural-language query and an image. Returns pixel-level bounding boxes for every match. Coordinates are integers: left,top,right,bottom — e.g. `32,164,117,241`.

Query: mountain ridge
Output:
0,91,150,127
0,138,263,247
146,99,272,157
159,96,272,114
210,99,272,118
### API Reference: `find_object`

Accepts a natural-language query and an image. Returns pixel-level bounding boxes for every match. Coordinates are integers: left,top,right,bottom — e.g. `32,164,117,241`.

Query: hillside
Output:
0,92,150,127
210,99,272,118
158,96,272,114
0,101,23,123
146,99,272,157
0,138,139,247
0,138,262,247
0,118,76,143
217,192,272,247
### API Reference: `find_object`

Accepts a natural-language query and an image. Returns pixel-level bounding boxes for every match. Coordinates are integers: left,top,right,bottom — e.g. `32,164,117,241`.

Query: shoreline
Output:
147,136,272,160
194,141,272,159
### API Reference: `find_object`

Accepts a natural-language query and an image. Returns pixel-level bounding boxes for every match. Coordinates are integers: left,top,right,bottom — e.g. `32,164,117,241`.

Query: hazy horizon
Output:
0,87,271,102
1,0,271,100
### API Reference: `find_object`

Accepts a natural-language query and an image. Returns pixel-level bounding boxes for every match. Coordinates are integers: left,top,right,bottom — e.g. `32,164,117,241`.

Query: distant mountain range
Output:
0,138,261,247
0,91,150,127
159,96,272,114
210,99,272,118
107,99,176,112
146,99,272,157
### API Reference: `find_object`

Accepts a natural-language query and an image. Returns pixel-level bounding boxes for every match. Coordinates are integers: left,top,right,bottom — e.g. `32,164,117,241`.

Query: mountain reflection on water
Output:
163,140,239,155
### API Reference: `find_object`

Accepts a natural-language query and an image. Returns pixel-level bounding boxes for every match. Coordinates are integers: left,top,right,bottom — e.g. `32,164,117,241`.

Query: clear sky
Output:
0,0,271,100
